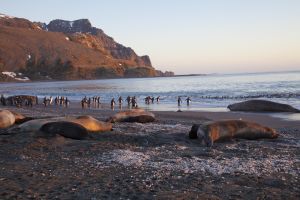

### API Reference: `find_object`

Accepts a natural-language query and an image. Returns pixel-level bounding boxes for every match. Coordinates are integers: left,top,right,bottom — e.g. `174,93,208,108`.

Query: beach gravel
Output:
0,105,299,199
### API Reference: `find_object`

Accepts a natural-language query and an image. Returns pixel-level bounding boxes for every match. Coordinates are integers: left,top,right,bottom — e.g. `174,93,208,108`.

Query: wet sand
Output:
0,104,299,199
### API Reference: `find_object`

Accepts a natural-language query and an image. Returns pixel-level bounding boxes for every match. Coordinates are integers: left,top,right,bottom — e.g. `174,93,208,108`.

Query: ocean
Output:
1,71,299,112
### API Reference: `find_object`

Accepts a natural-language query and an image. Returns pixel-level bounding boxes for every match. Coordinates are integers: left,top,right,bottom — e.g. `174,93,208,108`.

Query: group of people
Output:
43,96,70,107
110,96,138,110
81,96,103,109
144,96,160,104
125,96,138,108
1,94,193,110
177,96,192,106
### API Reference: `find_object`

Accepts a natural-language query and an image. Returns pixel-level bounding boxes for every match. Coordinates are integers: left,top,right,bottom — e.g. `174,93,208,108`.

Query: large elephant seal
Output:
227,100,300,113
189,120,278,147
0,110,15,129
107,109,155,123
18,115,112,133
18,118,65,132
68,115,112,132
39,121,88,140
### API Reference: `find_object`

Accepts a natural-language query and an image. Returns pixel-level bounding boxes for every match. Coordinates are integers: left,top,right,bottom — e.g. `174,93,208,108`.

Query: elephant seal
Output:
189,120,278,147
18,118,65,132
107,109,155,123
39,121,88,140
228,100,300,113
68,115,112,132
9,111,33,124
0,110,16,129
18,116,112,133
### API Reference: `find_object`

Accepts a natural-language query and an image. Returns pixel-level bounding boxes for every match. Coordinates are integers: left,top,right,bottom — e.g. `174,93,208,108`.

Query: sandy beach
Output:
0,103,299,199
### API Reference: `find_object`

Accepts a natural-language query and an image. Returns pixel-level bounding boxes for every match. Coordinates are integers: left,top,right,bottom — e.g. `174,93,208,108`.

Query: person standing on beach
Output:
111,98,116,110
0,94,6,106
87,98,91,108
81,98,86,109
132,96,137,108
35,96,38,105
49,96,53,105
28,98,33,107
118,96,123,105
186,97,191,106
126,96,131,107
156,96,160,103
65,97,70,108
151,97,155,104
54,97,58,105
118,96,123,110
97,96,101,108
145,96,150,104
43,97,47,107
178,96,182,106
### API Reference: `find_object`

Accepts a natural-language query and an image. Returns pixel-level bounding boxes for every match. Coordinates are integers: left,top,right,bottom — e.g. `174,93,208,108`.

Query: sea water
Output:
1,71,299,112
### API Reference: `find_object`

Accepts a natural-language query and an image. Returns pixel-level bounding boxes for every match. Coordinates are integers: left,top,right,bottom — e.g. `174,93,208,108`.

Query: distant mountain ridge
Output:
0,14,173,81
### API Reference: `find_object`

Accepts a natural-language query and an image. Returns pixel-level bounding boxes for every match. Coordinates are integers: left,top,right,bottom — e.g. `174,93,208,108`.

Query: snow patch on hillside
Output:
2,71,30,81
2,71,16,78
0,14,14,19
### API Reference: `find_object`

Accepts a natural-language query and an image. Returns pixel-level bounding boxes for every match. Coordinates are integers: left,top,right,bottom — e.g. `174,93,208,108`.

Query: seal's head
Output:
263,127,279,138
189,124,200,139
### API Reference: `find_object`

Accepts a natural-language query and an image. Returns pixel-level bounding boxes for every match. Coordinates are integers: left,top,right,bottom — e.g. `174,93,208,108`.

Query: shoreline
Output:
2,102,299,128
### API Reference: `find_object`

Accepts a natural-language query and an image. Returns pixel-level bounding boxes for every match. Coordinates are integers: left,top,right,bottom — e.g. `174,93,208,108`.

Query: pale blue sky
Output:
1,0,300,74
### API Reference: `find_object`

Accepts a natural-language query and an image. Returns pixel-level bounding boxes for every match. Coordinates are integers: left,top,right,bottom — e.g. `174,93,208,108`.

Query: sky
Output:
1,0,300,74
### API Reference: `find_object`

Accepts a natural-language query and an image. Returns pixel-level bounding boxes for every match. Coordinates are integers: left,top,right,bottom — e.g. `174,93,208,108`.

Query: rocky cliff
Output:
0,14,173,81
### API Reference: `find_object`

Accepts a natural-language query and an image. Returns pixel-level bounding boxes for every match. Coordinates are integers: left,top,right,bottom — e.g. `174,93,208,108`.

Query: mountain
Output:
0,14,173,81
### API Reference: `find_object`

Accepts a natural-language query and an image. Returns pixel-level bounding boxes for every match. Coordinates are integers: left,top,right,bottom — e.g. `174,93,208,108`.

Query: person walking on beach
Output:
81,98,85,109
177,96,182,106
118,96,123,110
54,97,58,105
132,96,137,108
35,96,39,105
186,97,191,106
151,97,155,104
145,96,150,104
81,96,87,109
111,98,116,110
87,98,91,108
96,96,101,108
65,97,70,108
0,94,6,106
59,96,64,106
126,96,131,107
28,98,33,107
49,96,53,105
118,96,123,105
43,97,47,107
156,96,160,103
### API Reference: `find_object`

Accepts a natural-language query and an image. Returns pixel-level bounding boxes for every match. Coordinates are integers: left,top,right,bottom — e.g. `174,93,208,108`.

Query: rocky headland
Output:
0,13,173,82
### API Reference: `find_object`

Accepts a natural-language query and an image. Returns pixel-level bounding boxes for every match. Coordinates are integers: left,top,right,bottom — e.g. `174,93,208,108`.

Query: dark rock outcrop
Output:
228,100,300,113
6,95,38,106
155,70,175,77
42,19,152,68
47,19,98,34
